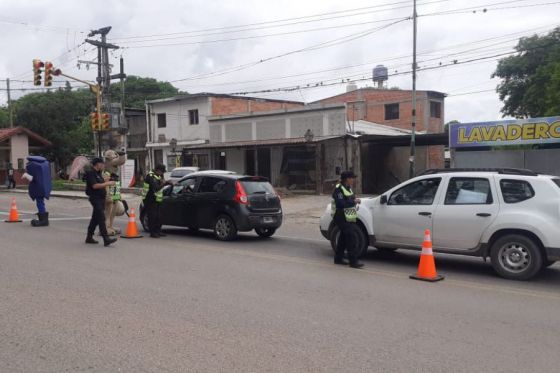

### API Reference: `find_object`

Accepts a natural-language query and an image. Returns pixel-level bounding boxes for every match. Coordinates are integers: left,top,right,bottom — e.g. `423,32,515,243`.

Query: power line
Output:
170,18,410,83
110,0,447,41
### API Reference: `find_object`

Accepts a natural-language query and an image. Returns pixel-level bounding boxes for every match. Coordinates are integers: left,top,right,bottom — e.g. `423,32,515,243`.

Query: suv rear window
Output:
500,179,535,203
445,177,493,205
241,181,275,195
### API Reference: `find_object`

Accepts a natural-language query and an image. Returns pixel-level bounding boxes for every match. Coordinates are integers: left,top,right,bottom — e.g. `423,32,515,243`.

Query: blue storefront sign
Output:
449,117,560,148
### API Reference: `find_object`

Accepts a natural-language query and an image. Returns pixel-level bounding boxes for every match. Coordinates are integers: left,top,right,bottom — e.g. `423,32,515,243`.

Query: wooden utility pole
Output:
6,78,13,128
409,0,418,178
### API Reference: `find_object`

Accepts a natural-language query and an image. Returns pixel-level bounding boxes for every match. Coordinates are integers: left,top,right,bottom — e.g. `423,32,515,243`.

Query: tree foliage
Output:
109,75,180,108
13,88,94,167
493,27,560,118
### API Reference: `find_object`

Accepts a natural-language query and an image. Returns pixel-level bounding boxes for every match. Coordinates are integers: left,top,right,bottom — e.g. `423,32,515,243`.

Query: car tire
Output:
330,224,368,258
490,234,543,281
255,227,276,238
214,215,237,241
140,212,149,233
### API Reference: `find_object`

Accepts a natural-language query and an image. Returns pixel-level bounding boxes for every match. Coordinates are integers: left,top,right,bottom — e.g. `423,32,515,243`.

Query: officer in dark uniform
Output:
142,164,170,238
332,171,364,268
85,157,117,246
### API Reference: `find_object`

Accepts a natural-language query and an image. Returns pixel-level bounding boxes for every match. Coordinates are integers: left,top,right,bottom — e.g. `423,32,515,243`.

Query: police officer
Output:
142,164,169,238
332,171,364,268
85,157,117,246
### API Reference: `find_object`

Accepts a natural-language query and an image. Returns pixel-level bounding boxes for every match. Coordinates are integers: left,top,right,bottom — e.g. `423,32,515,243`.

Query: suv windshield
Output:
241,181,275,195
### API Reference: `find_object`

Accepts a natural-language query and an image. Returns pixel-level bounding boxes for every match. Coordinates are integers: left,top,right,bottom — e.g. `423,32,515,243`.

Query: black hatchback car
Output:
139,172,282,240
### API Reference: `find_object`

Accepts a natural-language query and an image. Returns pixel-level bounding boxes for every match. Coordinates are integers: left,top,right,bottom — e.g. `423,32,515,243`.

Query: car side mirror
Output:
380,195,388,205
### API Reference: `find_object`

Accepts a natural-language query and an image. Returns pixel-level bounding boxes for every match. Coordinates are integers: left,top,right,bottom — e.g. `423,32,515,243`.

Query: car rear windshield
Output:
171,169,193,178
553,179,560,188
241,181,275,195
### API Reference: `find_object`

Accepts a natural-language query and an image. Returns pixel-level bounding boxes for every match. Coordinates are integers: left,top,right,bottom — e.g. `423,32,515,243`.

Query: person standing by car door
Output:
142,164,170,238
85,158,117,247
332,171,364,269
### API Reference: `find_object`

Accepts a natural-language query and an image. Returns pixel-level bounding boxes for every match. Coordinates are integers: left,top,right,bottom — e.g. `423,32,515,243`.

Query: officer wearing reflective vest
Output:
142,164,169,238
331,170,364,268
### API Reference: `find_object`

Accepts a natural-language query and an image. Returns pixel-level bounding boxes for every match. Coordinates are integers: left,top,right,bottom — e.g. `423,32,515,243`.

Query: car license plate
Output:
263,216,274,223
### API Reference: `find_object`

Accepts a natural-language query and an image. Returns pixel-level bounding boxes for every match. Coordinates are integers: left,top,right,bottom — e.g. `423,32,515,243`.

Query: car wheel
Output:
330,224,368,258
255,227,276,238
214,215,237,241
141,212,149,233
490,234,543,280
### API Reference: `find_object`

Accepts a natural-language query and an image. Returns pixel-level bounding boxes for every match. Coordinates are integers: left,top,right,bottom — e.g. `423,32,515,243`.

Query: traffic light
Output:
44,61,53,87
101,113,111,130
90,112,99,131
32,59,44,86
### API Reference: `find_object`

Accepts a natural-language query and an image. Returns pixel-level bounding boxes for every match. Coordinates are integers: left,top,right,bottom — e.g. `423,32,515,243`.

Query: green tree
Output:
0,107,9,128
109,75,181,108
493,27,560,118
13,88,94,167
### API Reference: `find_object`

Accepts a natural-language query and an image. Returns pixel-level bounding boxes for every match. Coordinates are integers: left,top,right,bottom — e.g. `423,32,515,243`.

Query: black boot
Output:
31,212,49,227
85,236,99,244
103,237,117,247
349,262,364,269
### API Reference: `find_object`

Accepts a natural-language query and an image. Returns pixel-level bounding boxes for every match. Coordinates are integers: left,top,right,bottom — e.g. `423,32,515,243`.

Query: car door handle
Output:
476,213,492,217
418,212,432,216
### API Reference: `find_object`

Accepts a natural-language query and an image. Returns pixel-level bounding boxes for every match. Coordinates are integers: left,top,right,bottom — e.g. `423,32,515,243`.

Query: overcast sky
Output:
1,0,559,123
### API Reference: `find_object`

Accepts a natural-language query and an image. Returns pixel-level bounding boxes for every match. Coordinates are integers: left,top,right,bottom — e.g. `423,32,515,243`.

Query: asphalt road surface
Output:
1,192,560,373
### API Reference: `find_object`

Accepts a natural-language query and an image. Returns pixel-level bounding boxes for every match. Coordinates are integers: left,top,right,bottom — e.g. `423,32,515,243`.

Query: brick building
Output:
145,94,303,171
313,87,446,169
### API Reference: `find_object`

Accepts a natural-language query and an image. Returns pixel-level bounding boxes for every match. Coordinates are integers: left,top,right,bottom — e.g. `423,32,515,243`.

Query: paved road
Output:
1,193,560,372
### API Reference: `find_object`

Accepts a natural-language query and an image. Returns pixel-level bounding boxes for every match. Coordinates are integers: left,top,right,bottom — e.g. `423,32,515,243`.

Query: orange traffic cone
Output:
120,208,143,239
410,229,444,282
5,198,22,223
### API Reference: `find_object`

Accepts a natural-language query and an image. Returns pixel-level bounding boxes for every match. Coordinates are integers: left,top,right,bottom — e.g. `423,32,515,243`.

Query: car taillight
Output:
234,181,248,204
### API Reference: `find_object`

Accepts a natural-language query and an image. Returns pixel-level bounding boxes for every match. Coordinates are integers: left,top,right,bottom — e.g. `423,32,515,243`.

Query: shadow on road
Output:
160,226,560,284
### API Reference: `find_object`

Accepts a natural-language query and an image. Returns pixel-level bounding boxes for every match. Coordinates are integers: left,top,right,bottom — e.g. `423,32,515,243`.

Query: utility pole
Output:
409,0,418,179
86,26,119,156
6,78,13,128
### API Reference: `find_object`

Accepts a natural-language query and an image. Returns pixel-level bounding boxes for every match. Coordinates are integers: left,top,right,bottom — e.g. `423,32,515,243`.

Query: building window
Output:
430,101,441,118
188,109,199,125
157,113,167,128
384,103,399,120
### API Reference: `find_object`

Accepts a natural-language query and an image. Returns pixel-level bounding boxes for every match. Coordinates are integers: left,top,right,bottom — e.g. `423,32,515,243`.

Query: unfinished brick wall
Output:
316,88,445,134
211,97,303,116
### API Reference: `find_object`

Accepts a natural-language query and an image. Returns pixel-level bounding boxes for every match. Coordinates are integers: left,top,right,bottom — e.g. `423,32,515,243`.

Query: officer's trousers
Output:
144,200,162,234
334,221,358,264
87,196,109,238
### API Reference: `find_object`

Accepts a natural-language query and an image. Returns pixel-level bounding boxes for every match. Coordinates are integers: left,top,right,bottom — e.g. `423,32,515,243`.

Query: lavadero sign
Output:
449,117,560,148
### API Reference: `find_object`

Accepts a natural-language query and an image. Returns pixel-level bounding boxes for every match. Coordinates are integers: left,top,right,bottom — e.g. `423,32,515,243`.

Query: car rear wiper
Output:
252,191,267,194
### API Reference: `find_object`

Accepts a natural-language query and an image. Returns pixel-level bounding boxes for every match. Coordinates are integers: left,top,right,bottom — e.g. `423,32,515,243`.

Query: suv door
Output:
194,177,229,229
374,177,442,247
432,176,499,250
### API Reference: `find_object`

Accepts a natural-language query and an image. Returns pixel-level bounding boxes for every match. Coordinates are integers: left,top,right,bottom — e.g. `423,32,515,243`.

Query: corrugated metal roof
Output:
183,135,343,150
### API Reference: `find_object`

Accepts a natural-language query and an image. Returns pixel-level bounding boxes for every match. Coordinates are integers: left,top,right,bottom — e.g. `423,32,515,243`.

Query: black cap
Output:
91,157,105,166
155,164,167,173
340,170,357,180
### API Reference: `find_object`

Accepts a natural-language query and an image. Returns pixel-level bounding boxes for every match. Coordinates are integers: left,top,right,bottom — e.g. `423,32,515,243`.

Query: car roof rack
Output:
421,168,538,176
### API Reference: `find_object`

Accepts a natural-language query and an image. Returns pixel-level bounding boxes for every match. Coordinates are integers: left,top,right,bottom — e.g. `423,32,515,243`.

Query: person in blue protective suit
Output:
22,156,52,227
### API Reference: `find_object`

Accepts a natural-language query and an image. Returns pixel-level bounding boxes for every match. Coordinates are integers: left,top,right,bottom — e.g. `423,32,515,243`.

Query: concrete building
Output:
124,108,149,179
313,87,446,169
0,127,52,185
182,104,440,194
145,94,303,171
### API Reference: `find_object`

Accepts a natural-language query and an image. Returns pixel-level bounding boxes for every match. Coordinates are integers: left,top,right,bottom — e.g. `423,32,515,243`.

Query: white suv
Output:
320,169,560,280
